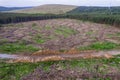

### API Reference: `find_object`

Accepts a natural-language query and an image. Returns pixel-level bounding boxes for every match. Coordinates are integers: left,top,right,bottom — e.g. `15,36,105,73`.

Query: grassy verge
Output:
0,62,40,80
0,55,120,80
78,42,120,51
0,43,39,54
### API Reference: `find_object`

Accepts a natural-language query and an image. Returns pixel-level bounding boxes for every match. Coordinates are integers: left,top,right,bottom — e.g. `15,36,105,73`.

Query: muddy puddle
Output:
0,54,19,59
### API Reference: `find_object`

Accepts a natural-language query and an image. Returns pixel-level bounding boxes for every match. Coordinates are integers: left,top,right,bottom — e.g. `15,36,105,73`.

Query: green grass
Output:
55,26,77,37
0,55,120,80
0,43,39,54
78,42,119,51
35,39,46,44
0,62,40,80
33,34,55,44
33,34,46,44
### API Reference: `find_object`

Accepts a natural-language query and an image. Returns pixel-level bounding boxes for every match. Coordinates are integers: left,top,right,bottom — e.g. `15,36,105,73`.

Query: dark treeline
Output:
67,14,120,27
0,13,120,28
67,6,120,27
68,6,120,14
0,13,67,24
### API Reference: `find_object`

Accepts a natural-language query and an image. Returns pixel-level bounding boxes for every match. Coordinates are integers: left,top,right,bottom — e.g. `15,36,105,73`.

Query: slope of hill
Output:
0,6,32,12
68,6,120,14
10,4,77,14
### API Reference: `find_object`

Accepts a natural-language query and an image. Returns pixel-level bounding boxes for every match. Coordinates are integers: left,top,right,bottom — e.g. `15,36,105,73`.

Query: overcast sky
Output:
0,0,120,7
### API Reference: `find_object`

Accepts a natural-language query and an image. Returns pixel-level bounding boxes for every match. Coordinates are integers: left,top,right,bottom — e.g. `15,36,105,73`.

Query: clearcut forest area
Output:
0,4,120,80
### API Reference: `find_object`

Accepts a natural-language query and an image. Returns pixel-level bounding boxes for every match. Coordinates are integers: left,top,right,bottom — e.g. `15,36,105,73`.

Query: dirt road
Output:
0,50,120,63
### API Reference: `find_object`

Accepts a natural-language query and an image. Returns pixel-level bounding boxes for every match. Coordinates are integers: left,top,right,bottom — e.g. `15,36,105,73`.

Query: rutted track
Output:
0,50,120,63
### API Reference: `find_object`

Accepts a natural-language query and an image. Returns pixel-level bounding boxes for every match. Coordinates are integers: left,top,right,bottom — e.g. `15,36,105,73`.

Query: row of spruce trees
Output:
0,13,120,28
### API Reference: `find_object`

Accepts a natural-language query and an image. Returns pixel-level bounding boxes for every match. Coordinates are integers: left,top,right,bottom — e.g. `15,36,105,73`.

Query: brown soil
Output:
0,19,120,50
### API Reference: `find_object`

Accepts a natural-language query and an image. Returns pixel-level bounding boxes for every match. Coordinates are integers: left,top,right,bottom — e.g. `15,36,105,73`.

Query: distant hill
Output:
10,4,77,14
0,6,32,12
9,5,120,14
68,6,120,14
